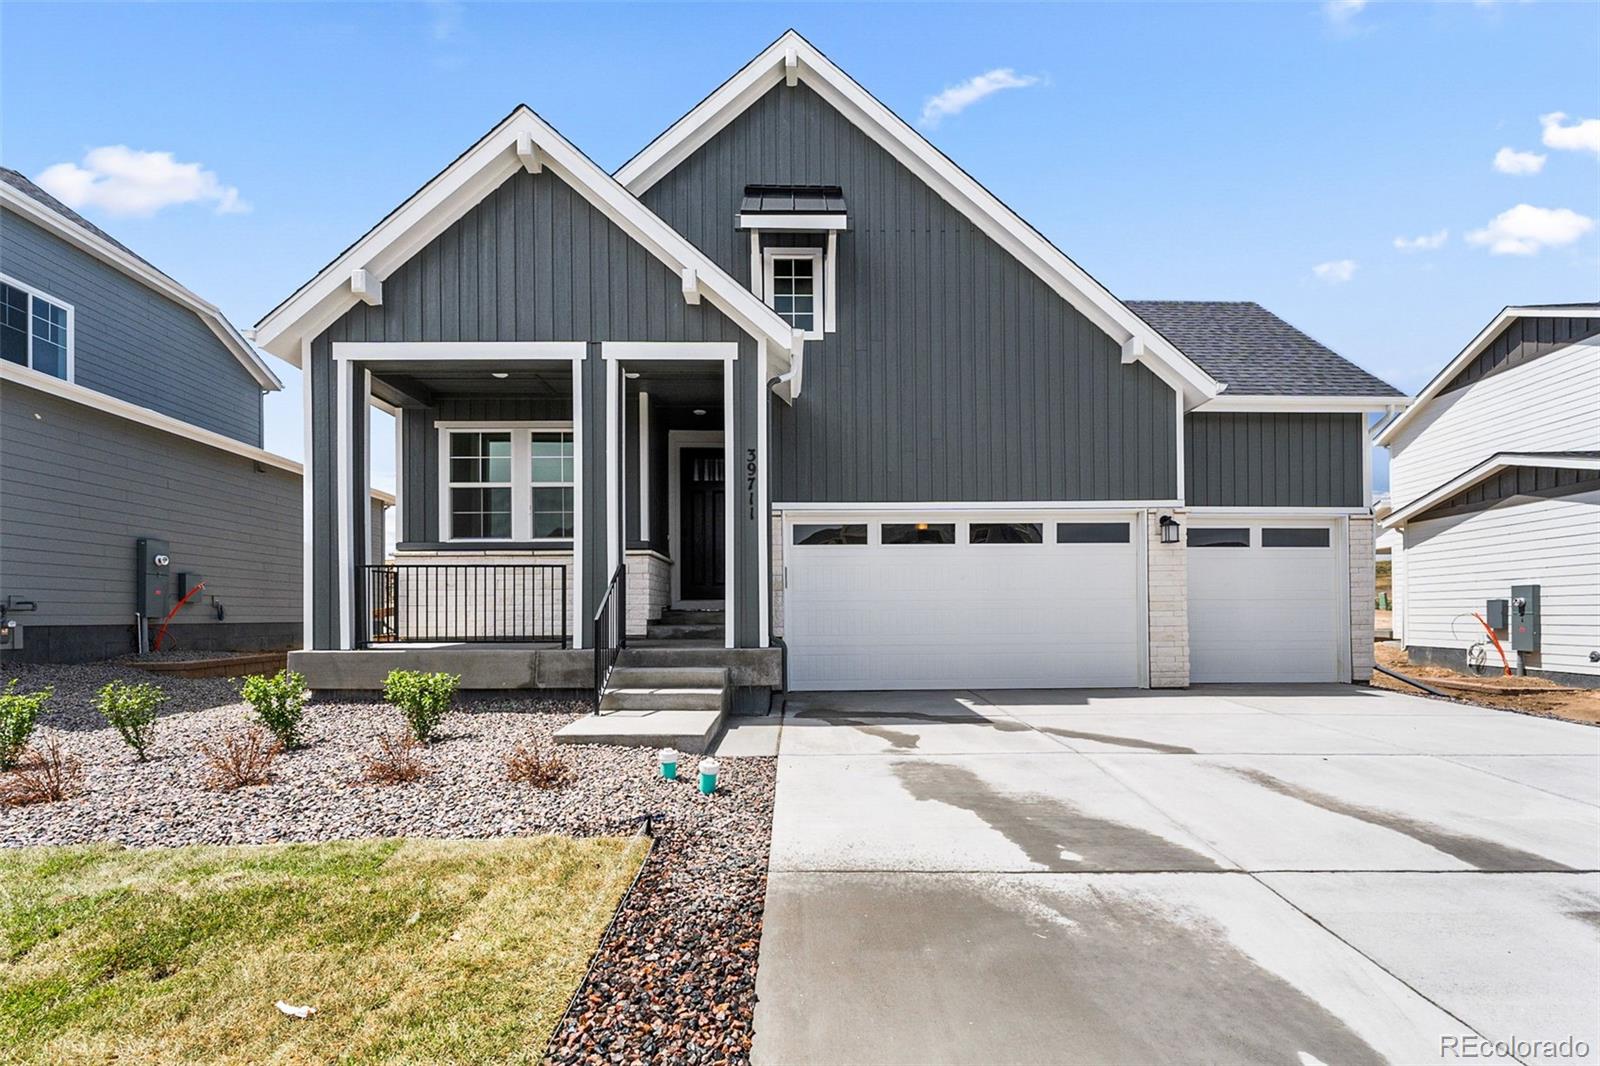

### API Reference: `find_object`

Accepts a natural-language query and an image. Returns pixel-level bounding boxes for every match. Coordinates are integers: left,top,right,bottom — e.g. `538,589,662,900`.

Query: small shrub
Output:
2,736,83,807
240,669,308,748
0,680,52,771
94,680,165,762
199,728,283,792
358,728,430,785
382,670,460,743
504,737,573,789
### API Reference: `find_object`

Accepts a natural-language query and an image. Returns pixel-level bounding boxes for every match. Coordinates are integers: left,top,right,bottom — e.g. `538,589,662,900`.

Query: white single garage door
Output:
1187,518,1346,683
783,512,1143,690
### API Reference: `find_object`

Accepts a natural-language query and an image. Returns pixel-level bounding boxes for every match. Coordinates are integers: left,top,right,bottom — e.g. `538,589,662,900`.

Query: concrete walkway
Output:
748,686,1600,1065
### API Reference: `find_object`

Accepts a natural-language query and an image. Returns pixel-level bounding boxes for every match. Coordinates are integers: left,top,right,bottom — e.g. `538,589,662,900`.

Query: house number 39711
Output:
746,448,758,520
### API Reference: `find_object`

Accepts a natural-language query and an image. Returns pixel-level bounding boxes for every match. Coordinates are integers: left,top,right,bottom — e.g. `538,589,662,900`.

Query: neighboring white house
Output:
1377,304,1600,684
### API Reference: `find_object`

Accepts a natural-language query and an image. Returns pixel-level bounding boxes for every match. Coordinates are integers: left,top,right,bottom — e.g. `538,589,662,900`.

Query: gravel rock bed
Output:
1,661,778,1063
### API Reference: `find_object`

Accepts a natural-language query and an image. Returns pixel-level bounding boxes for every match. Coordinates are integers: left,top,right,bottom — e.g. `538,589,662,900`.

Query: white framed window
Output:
437,422,574,542
762,248,824,339
0,273,73,381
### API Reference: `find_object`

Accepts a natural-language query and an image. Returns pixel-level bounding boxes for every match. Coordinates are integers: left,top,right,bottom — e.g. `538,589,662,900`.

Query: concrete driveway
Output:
742,686,1600,1065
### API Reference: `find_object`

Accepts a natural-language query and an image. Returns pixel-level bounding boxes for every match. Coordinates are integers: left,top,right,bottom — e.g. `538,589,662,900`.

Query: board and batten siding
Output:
309,166,764,648
1442,314,1600,394
0,206,264,445
1389,339,1600,512
1402,489,1600,678
1185,412,1365,508
641,81,1178,504
0,382,300,637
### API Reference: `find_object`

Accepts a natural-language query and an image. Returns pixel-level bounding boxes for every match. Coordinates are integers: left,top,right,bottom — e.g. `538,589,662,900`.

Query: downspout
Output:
766,372,790,696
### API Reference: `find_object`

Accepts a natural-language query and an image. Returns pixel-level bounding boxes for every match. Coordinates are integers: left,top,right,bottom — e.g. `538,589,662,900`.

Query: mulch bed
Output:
546,764,775,1065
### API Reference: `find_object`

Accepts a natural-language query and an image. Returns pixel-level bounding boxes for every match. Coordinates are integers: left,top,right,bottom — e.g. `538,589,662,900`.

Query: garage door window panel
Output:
1056,522,1130,544
969,522,1043,544
794,523,867,546
1188,527,1251,548
883,523,956,545
1262,528,1331,548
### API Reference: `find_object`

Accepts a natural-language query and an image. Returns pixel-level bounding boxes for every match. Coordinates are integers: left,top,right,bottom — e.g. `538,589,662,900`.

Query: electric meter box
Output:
136,538,171,619
1510,584,1541,653
1485,598,1509,631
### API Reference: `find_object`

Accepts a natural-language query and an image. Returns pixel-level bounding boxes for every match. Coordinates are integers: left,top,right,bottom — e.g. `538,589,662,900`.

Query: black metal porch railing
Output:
592,564,626,713
362,564,569,647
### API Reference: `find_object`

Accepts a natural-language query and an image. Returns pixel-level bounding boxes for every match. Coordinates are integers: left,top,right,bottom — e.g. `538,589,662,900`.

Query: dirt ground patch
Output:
1373,643,1600,726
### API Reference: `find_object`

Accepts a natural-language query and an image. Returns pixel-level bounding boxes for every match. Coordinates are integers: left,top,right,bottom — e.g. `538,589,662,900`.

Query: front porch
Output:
294,340,783,717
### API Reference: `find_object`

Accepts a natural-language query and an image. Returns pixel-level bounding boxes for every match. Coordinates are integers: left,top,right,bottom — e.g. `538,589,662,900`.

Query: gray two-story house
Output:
258,31,1406,708
0,167,313,661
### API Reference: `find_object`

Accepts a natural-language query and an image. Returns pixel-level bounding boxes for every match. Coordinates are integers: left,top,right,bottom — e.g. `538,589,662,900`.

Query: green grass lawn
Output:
0,836,649,1065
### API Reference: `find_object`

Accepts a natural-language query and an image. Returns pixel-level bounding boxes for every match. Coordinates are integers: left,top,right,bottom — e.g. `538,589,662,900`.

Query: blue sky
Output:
4,1,1597,494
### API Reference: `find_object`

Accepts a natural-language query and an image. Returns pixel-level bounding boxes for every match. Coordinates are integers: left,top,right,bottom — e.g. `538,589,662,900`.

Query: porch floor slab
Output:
554,707,725,754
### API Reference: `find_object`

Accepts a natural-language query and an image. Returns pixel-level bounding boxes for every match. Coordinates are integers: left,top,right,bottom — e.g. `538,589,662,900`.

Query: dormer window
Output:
740,184,846,340
764,249,822,339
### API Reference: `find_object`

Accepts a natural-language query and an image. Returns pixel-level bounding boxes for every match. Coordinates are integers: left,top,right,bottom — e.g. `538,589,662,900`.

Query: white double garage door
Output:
782,510,1347,690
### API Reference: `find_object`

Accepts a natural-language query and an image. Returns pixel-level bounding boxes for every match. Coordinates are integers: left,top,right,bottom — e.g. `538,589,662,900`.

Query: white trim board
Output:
1194,395,1411,414
600,341,739,361
253,107,797,373
1375,304,1600,446
0,182,281,391
774,499,1184,511
615,30,1220,406
737,213,849,231
1381,452,1600,530
331,341,586,362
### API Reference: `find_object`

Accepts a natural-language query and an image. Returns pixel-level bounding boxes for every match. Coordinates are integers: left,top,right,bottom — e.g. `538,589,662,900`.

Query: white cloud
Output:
1312,259,1358,283
1492,147,1546,175
1539,112,1600,155
36,146,249,218
1393,229,1448,252
919,68,1042,128
1323,0,1368,24
427,0,463,43
1466,203,1594,255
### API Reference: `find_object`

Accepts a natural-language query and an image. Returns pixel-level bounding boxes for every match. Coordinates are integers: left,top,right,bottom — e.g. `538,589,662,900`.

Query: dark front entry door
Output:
679,447,725,600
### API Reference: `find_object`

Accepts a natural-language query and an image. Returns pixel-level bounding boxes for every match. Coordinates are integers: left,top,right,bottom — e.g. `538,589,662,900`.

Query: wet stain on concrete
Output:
1566,910,1600,932
764,874,1388,1065
792,705,1033,750
891,760,1222,872
1228,767,1577,872
1034,725,1197,754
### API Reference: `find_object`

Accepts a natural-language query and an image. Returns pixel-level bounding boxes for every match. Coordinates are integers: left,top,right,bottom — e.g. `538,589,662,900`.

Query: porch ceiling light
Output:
491,372,509,379
1159,515,1180,545
693,408,707,416
625,372,640,380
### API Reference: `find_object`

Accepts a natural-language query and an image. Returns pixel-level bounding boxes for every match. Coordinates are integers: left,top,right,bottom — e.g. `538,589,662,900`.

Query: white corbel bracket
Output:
681,267,701,305
516,131,543,174
350,269,382,307
784,48,799,87
1120,336,1146,365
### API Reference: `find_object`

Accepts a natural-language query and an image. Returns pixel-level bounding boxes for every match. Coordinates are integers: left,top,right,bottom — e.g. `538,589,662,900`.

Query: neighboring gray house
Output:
1377,304,1599,685
257,31,1406,703
0,167,311,662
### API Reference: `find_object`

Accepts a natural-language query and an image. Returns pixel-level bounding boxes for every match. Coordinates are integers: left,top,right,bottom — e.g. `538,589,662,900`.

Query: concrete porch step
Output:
601,686,725,712
607,664,729,689
659,608,725,626
554,707,724,754
646,623,725,640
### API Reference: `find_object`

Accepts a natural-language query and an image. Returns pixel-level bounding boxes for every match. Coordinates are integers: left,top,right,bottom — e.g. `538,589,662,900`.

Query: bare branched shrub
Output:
2,736,84,807
199,728,283,792
503,737,573,789
358,728,430,786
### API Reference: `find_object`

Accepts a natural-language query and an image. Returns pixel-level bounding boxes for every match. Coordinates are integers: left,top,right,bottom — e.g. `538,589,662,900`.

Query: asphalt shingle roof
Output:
1127,300,1404,397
